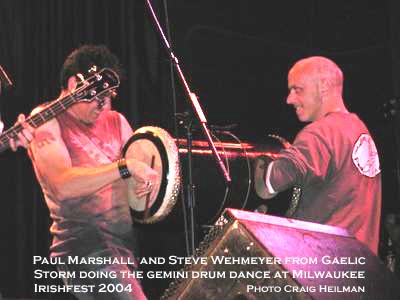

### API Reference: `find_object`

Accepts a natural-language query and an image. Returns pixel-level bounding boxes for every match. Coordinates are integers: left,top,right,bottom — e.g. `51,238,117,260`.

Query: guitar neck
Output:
0,94,77,153
0,68,120,153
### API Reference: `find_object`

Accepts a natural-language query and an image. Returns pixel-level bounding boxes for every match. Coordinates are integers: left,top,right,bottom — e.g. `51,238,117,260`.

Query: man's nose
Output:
286,92,295,105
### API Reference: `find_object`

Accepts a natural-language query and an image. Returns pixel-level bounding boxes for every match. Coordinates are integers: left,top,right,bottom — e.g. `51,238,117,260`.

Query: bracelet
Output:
117,158,132,179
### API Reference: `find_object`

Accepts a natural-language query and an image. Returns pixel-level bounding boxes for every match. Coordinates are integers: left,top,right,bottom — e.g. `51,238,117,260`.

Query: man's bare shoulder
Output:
30,103,62,132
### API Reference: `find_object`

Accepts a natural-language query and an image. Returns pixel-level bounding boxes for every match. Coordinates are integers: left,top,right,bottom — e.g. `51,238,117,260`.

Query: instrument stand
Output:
145,0,230,184
145,0,232,255
177,112,197,254
383,98,400,274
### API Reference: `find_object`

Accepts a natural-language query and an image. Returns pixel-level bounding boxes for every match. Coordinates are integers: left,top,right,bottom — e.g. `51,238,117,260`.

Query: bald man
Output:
255,56,381,254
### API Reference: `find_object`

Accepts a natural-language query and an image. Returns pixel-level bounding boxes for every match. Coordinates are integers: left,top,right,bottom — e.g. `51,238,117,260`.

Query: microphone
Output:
0,65,13,88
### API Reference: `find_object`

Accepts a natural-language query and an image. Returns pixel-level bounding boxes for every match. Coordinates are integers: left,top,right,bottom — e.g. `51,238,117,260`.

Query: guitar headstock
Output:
72,68,120,103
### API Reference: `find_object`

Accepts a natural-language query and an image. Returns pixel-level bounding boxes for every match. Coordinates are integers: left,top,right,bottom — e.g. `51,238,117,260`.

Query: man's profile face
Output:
286,66,323,122
73,95,111,125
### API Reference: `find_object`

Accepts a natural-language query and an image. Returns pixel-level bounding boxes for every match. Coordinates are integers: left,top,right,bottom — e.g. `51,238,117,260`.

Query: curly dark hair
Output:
60,44,124,89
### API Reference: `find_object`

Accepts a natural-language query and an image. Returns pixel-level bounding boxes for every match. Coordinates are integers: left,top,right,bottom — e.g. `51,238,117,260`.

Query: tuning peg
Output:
88,65,97,73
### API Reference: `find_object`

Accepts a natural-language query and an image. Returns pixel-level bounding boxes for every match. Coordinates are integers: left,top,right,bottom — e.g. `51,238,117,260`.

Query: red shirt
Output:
270,112,381,254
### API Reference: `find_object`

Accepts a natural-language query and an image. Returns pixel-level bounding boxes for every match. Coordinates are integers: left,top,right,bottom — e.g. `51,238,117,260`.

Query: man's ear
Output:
319,77,330,99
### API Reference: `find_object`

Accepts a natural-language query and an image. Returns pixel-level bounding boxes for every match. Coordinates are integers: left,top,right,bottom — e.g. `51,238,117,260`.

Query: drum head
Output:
124,138,163,211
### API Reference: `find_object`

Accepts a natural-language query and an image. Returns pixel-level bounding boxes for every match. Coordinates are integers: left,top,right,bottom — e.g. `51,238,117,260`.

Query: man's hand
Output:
127,158,159,199
9,114,35,151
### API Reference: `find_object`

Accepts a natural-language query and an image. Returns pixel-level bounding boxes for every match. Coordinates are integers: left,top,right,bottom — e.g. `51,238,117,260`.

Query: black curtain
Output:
1,1,400,299
0,0,173,298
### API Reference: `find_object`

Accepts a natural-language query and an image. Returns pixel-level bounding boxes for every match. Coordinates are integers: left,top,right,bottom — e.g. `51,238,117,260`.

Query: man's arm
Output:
254,128,332,200
30,117,157,201
30,118,120,200
254,158,278,199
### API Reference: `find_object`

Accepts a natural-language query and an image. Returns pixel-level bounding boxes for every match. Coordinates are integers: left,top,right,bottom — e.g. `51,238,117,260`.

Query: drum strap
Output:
59,112,120,162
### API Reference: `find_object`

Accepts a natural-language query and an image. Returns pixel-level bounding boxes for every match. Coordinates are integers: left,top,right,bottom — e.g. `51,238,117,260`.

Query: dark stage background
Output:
1,0,400,299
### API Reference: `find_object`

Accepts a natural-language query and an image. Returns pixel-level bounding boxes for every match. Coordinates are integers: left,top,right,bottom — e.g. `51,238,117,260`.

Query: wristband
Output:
117,158,132,179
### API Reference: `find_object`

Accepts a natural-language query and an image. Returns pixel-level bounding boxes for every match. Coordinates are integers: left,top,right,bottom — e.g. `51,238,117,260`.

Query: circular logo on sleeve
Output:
352,134,381,178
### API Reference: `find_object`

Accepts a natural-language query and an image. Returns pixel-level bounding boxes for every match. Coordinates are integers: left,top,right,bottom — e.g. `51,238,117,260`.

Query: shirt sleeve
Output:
269,128,332,193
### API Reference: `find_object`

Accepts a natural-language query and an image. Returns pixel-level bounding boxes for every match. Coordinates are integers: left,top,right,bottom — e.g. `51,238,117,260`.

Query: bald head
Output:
286,56,347,122
289,56,344,94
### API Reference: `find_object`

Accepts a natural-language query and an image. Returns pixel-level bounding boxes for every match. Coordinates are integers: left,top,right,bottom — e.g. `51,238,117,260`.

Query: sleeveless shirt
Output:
34,110,133,257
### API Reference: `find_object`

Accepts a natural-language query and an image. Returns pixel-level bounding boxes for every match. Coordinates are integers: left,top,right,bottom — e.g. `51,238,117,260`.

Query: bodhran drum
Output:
121,126,181,224
122,126,293,226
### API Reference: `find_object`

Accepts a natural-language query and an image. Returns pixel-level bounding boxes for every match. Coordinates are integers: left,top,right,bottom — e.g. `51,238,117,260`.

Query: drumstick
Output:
144,155,155,220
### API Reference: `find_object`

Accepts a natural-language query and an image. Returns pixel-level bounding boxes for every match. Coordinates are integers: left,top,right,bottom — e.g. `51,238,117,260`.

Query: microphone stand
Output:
178,112,196,253
145,0,232,255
